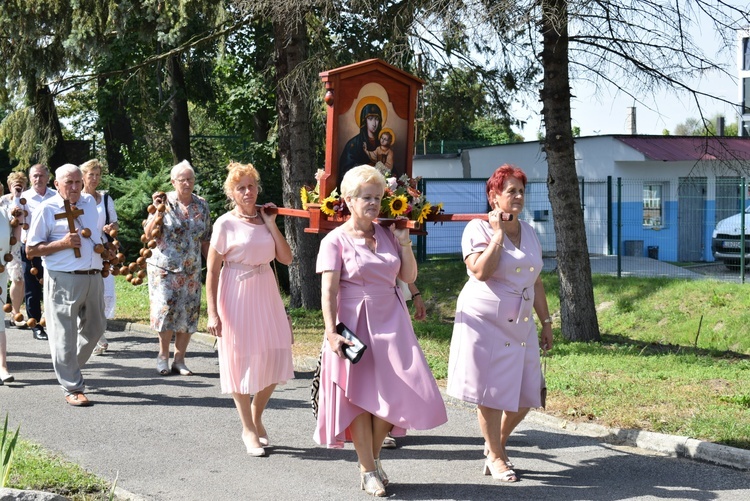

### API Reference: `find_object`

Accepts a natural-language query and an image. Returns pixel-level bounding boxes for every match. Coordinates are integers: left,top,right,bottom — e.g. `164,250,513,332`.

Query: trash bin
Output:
624,240,644,256
647,245,659,260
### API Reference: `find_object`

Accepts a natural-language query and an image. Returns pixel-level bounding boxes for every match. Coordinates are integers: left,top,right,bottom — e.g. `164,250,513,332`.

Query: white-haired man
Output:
26,164,105,407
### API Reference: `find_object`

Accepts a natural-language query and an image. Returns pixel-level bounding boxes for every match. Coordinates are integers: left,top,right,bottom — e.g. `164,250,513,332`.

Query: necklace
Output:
235,209,259,220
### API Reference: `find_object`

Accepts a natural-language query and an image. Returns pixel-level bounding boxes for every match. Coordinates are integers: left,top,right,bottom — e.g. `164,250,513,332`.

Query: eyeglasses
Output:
174,177,195,184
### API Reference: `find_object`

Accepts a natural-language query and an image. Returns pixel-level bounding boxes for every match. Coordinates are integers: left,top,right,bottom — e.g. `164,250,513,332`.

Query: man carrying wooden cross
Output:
26,164,106,407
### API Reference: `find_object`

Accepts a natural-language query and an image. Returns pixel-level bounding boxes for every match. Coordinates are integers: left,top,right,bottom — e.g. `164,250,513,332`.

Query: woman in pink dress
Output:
447,164,554,482
206,162,294,457
316,165,447,497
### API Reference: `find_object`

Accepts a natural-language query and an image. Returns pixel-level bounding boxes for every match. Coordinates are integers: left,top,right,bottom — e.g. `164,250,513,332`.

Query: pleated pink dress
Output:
211,213,294,395
314,224,448,448
447,219,544,411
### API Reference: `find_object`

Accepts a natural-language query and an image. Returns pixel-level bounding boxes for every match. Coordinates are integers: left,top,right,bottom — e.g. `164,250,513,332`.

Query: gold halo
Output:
379,128,396,146
355,96,388,128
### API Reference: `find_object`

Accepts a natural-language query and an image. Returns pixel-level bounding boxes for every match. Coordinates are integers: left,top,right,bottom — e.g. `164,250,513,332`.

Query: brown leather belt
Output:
68,270,100,275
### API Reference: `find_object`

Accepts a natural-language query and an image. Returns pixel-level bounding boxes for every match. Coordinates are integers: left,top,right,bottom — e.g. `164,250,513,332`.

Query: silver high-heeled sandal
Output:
360,471,386,497
374,458,388,486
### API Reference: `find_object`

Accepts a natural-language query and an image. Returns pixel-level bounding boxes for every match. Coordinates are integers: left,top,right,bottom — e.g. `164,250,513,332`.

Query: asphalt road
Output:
1,322,748,501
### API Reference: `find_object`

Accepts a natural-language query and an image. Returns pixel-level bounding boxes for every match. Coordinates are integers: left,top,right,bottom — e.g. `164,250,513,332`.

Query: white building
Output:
414,135,750,262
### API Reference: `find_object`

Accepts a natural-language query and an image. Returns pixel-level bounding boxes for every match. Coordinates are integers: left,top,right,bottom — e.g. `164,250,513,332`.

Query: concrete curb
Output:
107,320,217,350
113,321,750,472
520,407,750,471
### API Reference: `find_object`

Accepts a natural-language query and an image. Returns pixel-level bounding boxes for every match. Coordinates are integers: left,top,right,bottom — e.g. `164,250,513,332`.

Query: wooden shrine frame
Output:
273,59,488,233
317,59,422,200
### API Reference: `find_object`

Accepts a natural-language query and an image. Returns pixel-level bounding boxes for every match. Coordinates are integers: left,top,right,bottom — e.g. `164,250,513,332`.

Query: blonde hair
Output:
7,171,28,190
340,165,386,199
80,158,106,176
223,162,261,205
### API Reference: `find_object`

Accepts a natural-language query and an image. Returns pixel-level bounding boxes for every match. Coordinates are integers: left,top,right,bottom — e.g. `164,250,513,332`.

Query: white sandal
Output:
157,357,169,376
171,362,193,376
93,341,109,356
483,459,518,482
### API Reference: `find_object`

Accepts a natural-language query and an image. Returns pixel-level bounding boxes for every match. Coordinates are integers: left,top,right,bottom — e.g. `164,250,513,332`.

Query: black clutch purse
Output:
337,322,367,364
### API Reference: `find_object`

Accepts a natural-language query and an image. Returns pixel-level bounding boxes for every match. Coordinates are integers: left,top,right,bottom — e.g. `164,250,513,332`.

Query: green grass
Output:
10,258,750,495
7,439,112,499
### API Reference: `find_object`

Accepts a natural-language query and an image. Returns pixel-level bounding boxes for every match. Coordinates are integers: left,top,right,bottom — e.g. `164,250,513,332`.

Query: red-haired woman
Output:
447,164,554,482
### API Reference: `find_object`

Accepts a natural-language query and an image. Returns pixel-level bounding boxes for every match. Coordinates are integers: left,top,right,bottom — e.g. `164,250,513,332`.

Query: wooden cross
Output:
54,199,84,258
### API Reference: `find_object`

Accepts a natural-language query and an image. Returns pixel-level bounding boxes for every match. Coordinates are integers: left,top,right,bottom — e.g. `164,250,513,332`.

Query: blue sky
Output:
513,23,743,138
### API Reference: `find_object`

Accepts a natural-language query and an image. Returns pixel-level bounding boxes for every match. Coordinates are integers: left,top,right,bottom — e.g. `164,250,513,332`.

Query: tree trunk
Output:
253,21,274,144
98,76,134,176
34,84,68,168
167,54,191,164
274,17,321,309
539,0,601,342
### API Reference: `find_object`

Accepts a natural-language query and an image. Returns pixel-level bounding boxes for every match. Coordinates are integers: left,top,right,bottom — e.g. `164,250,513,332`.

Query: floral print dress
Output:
146,191,211,333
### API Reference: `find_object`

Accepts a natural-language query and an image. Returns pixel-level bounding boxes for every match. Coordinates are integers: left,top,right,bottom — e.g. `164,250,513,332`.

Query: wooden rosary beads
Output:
121,191,166,286
99,227,123,279
2,199,36,326
2,199,43,327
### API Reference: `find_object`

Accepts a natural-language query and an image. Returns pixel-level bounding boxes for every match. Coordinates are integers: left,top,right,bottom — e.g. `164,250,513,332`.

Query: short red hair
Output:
486,164,527,204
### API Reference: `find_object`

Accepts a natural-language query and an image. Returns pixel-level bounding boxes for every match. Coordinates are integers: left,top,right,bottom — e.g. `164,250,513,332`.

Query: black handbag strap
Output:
104,192,111,225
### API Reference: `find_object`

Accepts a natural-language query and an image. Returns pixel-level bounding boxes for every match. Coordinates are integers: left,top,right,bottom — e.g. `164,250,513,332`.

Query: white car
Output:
712,206,750,268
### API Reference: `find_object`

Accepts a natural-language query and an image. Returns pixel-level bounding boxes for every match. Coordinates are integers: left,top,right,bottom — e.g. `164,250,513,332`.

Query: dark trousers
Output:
21,244,44,322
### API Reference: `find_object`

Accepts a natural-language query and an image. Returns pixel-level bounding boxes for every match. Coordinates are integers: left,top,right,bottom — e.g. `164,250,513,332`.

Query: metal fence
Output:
420,176,750,282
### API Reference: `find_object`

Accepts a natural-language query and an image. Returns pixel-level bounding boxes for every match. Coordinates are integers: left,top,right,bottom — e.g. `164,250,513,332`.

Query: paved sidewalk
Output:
1,321,748,501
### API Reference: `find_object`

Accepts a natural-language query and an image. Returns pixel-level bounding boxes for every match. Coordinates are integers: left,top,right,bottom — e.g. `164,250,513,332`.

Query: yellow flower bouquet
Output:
300,168,443,224
380,172,443,224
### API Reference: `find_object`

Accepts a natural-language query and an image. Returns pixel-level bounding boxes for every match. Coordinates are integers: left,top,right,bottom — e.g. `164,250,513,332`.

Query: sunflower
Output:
388,194,409,217
321,196,338,216
416,202,433,224
300,186,310,209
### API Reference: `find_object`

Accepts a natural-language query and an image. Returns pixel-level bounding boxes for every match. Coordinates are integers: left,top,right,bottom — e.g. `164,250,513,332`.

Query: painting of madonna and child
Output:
336,83,409,187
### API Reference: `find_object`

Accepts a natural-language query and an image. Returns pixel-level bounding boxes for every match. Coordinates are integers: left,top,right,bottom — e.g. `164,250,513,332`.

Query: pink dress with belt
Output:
212,213,294,395
314,224,447,448
447,219,544,411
